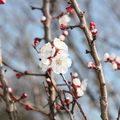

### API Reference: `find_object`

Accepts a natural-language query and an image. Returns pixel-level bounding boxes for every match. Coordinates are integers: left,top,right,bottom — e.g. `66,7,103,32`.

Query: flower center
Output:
56,59,62,65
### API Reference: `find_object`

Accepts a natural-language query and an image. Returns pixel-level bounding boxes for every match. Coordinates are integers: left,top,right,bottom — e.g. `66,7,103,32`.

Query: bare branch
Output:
70,0,108,120
0,41,17,120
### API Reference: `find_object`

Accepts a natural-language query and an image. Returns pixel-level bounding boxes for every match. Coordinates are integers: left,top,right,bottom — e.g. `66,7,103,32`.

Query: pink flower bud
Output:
72,72,78,78
46,78,52,84
66,6,74,14
104,53,110,61
90,22,96,30
41,16,46,22
8,87,13,94
88,62,96,69
59,35,65,41
65,97,70,105
63,30,69,36
24,104,33,111
55,104,61,110
60,24,68,30
0,0,6,4
21,93,28,99
16,73,23,79
34,37,41,47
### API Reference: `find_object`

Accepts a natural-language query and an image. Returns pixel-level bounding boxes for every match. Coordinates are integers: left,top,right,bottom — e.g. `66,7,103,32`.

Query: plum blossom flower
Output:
41,16,46,22
53,38,68,52
39,37,72,74
40,42,53,58
74,79,87,97
104,53,110,61
112,62,117,70
72,73,87,98
58,14,70,26
104,53,120,70
88,62,96,69
51,54,72,74
59,35,65,41
39,58,50,72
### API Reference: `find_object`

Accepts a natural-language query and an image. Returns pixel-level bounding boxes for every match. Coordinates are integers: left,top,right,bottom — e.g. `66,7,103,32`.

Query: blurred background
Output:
0,0,120,120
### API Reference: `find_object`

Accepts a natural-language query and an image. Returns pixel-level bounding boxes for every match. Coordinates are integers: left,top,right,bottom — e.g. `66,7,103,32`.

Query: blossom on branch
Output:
58,14,70,26
39,38,72,74
0,0,6,4
51,54,72,74
72,73,87,98
104,53,120,70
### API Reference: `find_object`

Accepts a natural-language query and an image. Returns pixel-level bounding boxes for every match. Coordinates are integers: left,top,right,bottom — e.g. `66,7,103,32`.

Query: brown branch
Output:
30,5,43,11
70,0,108,120
117,107,120,120
0,43,17,120
3,61,46,77
43,0,52,43
42,0,57,119
60,74,87,120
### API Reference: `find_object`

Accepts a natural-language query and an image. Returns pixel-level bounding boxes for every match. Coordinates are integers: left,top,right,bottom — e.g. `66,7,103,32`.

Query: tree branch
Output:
70,0,108,120
0,41,17,120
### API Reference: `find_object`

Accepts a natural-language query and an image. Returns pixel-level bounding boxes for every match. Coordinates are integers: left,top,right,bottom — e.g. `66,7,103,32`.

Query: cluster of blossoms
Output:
104,53,120,70
55,73,87,111
0,0,6,4
39,37,72,74
72,73,87,98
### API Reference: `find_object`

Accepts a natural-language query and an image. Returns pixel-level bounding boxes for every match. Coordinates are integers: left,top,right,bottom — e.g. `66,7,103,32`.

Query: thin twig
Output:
60,74,87,120
3,61,46,77
117,107,120,120
0,41,17,120
30,5,43,11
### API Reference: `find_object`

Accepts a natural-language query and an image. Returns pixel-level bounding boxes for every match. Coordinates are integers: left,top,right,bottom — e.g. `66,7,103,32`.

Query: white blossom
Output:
104,53,110,61
41,16,46,22
76,79,87,97
39,58,50,72
110,53,116,60
116,56,120,64
63,30,69,36
40,42,53,58
72,78,81,86
51,54,72,74
112,62,117,70
58,14,70,26
53,38,68,51
59,35,65,41
76,88,84,97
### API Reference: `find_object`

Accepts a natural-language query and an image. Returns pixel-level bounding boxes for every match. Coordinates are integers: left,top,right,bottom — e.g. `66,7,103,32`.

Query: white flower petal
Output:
51,54,72,74
73,78,81,86
81,79,87,91
53,38,68,51
76,88,84,97
39,58,50,72
112,62,117,70
40,42,52,58
104,53,110,61
58,15,70,26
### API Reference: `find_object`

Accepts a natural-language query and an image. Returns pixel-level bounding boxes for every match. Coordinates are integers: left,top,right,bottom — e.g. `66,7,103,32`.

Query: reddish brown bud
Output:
66,6,74,14
0,0,6,4
34,37,41,47
21,93,28,99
